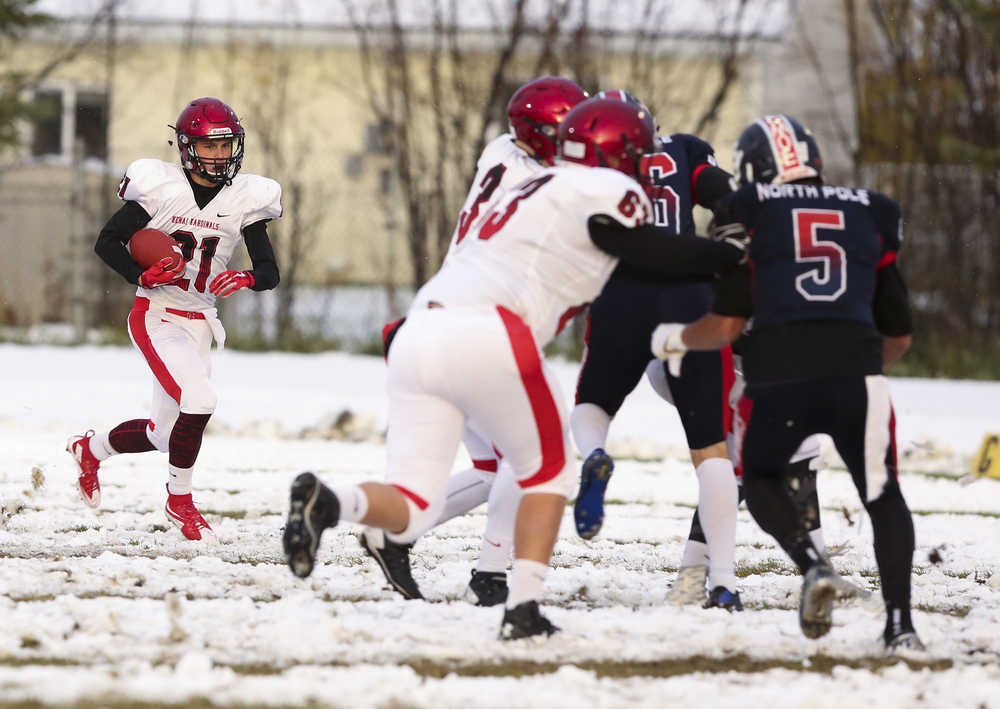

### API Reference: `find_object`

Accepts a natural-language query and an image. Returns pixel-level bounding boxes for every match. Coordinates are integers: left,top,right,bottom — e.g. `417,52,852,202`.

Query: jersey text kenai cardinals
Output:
118,159,282,310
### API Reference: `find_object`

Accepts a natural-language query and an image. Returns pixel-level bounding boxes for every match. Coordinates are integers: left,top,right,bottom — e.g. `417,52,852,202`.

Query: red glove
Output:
209,270,255,297
140,257,185,289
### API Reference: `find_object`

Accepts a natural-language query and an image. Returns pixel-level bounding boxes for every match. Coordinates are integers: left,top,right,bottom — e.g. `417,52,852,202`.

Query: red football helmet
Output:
596,89,658,134
557,97,657,179
171,97,245,185
507,77,588,164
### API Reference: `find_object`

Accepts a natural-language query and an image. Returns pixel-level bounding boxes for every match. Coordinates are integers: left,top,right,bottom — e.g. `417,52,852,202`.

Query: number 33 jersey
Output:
118,158,282,311
413,163,653,347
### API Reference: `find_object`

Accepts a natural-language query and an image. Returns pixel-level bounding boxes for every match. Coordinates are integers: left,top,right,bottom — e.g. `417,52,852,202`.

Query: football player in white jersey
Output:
359,77,588,606
283,97,745,639
67,97,282,542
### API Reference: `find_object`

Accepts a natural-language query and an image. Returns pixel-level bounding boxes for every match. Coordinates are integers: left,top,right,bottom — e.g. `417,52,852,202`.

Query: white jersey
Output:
413,163,653,346
445,134,544,260
118,158,282,311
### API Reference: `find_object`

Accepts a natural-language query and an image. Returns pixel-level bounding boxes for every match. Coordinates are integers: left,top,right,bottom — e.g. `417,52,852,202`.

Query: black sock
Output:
866,486,915,626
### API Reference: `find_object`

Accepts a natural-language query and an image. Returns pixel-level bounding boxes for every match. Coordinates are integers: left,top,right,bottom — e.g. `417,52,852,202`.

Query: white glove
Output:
651,323,687,377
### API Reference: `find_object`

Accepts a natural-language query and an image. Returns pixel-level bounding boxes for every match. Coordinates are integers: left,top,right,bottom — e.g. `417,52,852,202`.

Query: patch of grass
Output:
736,559,795,578
910,509,1000,518
203,509,247,520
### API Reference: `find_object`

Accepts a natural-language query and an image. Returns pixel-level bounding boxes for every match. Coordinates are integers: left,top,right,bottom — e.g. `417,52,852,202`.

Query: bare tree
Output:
343,0,779,289
238,42,335,343
858,0,999,376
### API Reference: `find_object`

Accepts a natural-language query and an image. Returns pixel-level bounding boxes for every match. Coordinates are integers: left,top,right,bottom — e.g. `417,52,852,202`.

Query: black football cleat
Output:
499,601,559,640
463,570,509,607
704,585,744,612
798,562,867,638
359,527,424,600
574,448,615,540
884,630,927,657
799,563,838,638
283,472,339,579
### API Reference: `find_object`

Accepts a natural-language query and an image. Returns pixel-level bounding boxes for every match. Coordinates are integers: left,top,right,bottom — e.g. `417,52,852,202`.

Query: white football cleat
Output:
666,564,709,606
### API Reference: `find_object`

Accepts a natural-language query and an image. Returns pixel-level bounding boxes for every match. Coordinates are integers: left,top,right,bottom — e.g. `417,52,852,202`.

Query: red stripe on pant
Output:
734,394,754,480
129,297,182,404
496,306,566,489
720,345,735,436
392,484,429,510
473,459,499,473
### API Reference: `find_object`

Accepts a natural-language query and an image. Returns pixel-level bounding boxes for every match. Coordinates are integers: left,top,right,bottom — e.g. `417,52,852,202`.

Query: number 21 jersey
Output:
118,158,282,311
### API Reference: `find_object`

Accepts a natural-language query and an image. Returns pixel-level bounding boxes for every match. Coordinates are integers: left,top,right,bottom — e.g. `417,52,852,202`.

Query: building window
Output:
29,85,109,161
30,90,62,157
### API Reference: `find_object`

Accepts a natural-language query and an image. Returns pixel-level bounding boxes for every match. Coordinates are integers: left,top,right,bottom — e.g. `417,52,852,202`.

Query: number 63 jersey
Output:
118,158,282,310
412,163,653,347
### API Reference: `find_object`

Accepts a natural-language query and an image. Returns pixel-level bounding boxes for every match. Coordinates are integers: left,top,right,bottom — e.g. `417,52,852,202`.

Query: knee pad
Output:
179,383,217,415
386,494,446,545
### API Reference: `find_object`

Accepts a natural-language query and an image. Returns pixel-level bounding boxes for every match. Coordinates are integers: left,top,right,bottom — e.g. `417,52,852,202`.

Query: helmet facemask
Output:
178,131,245,186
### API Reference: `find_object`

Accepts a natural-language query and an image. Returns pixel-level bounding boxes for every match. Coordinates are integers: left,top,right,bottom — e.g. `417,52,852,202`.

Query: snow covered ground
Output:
1,343,998,708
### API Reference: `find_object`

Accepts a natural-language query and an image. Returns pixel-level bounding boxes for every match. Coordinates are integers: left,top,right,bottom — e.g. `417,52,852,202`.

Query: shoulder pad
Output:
118,159,185,213
236,174,283,226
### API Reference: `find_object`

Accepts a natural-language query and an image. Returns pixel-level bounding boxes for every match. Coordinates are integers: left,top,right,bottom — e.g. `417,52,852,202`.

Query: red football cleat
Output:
165,486,217,542
67,430,101,508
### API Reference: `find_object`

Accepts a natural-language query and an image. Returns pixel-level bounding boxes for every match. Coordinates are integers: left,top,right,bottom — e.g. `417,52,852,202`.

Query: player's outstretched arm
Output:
95,201,153,285
587,215,744,279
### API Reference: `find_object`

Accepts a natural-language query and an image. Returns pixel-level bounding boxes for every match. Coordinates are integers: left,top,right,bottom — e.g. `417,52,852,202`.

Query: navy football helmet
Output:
732,114,822,186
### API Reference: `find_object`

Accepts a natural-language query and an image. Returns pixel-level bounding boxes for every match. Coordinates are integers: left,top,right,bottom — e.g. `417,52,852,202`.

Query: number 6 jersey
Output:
118,158,282,310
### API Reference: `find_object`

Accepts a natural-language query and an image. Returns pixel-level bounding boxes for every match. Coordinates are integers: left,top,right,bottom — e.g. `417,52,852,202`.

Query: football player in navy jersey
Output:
652,114,923,654
570,91,744,610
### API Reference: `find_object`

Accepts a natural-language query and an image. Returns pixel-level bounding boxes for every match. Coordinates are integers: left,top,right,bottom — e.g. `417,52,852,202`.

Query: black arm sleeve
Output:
587,214,742,280
693,165,734,210
873,261,913,336
242,219,280,291
94,200,151,285
711,264,753,317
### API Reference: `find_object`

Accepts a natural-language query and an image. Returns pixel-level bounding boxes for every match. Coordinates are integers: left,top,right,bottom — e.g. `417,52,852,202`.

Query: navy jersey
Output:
645,133,717,234
714,182,904,384
609,133,718,283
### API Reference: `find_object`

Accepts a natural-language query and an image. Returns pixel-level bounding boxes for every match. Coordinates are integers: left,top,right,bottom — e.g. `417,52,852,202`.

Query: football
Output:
128,228,183,270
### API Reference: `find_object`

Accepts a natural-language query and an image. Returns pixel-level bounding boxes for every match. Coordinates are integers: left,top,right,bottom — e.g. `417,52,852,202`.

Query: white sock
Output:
477,466,521,573
570,403,612,458
332,485,369,523
435,468,492,525
167,465,193,495
809,527,826,555
506,558,549,609
90,431,115,461
680,539,710,568
696,457,739,590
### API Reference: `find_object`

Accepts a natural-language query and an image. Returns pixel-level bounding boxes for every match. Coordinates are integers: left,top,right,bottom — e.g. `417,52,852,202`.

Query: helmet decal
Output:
733,114,822,187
